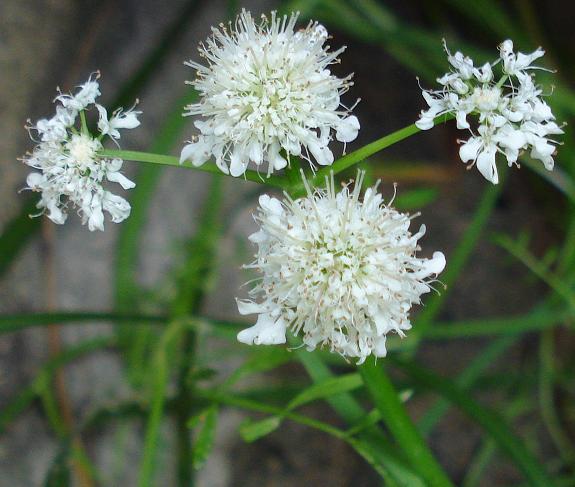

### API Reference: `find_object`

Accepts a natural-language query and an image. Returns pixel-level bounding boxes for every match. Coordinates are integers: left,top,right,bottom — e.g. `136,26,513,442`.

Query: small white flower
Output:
55,74,101,113
97,104,142,140
180,9,359,177
499,39,545,76
236,172,445,363
22,74,140,231
416,40,562,183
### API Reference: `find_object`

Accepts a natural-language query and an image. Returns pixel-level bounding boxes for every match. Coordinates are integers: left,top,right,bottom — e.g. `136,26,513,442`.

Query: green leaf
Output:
138,320,186,487
240,416,282,443
237,373,363,443
394,187,438,210
109,0,203,112
44,447,71,487
495,234,575,311
418,335,517,436
439,0,528,45
0,312,165,334
221,347,293,389
425,307,572,339
360,358,454,487
204,387,423,486
115,88,199,387
286,373,363,410
171,176,223,317
0,197,41,278
391,357,556,487
0,337,113,434
292,344,426,486
189,405,219,469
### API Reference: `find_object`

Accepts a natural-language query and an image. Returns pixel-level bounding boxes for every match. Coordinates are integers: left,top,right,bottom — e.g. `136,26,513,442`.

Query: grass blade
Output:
391,357,556,486
0,337,114,434
360,358,454,487
0,312,165,334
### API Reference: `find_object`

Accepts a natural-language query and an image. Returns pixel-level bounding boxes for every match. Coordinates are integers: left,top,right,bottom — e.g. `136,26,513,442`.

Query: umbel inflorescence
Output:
22,74,140,231
236,172,446,363
180,9,359,177
416,40,563,184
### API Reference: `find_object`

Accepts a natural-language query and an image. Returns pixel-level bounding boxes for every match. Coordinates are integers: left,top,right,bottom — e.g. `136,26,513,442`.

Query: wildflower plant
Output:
180,10,359,176
417,40,563,184
237,172,445,363
6,4,573,487
23,73,141,231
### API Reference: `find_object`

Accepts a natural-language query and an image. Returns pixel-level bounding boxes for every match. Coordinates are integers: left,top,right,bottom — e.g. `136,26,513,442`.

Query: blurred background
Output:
1,0,574,485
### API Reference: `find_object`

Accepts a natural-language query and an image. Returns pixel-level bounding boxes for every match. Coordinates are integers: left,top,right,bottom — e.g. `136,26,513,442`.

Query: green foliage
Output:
188,405,219,469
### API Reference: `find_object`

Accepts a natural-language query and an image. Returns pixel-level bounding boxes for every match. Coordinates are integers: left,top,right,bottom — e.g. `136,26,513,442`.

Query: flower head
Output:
236,172,445,363
180,10,359,177
416,39,562,184
22,74,141,231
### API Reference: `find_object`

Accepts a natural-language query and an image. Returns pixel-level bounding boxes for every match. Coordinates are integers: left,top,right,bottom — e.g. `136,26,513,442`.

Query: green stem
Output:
138,320,186,487
496,234,575,312
200,390,400,484
415,176,505,331
80,110,89,135
203,391,347,439
0,312,166,334
306,114,455,191
99,149,287,188
360,358,454,487
101,114,454,196
539,329,575,468
424,307,572,339
418,336,517,437
175,329,196,487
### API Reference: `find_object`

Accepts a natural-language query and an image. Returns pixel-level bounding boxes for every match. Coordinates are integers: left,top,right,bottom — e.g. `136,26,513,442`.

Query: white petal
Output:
254,317,286,345
111,110,141,130
259,194,283,216
309,141,334,166
180,140,211,167
459,137,482,163
335,115,360,143
88,207,105,232
236,299,267,315
237,314,285,345
267,143,287,171
230,147,249,177
373,336,388,357
107,171,136,189
425,251,446,275
456,110,470,130
415,115,435,130
102,193,131,223
96,104,111,134
476,145,499,184
26,172,44,188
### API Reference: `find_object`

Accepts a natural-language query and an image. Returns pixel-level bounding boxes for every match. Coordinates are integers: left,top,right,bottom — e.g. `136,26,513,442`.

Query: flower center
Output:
471,86,501,111
66,134,101,167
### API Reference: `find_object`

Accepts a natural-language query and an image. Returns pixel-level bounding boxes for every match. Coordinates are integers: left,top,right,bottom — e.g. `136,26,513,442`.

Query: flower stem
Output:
80,110,89,135
360,358,454,487
293,114,455,195
99,149,288,188
102,114,453,194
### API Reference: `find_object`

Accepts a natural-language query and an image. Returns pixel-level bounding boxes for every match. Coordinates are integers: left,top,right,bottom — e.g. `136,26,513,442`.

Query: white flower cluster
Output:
236,172,446,363
23,74,141,231
416,40,563,184
180,10,359,177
